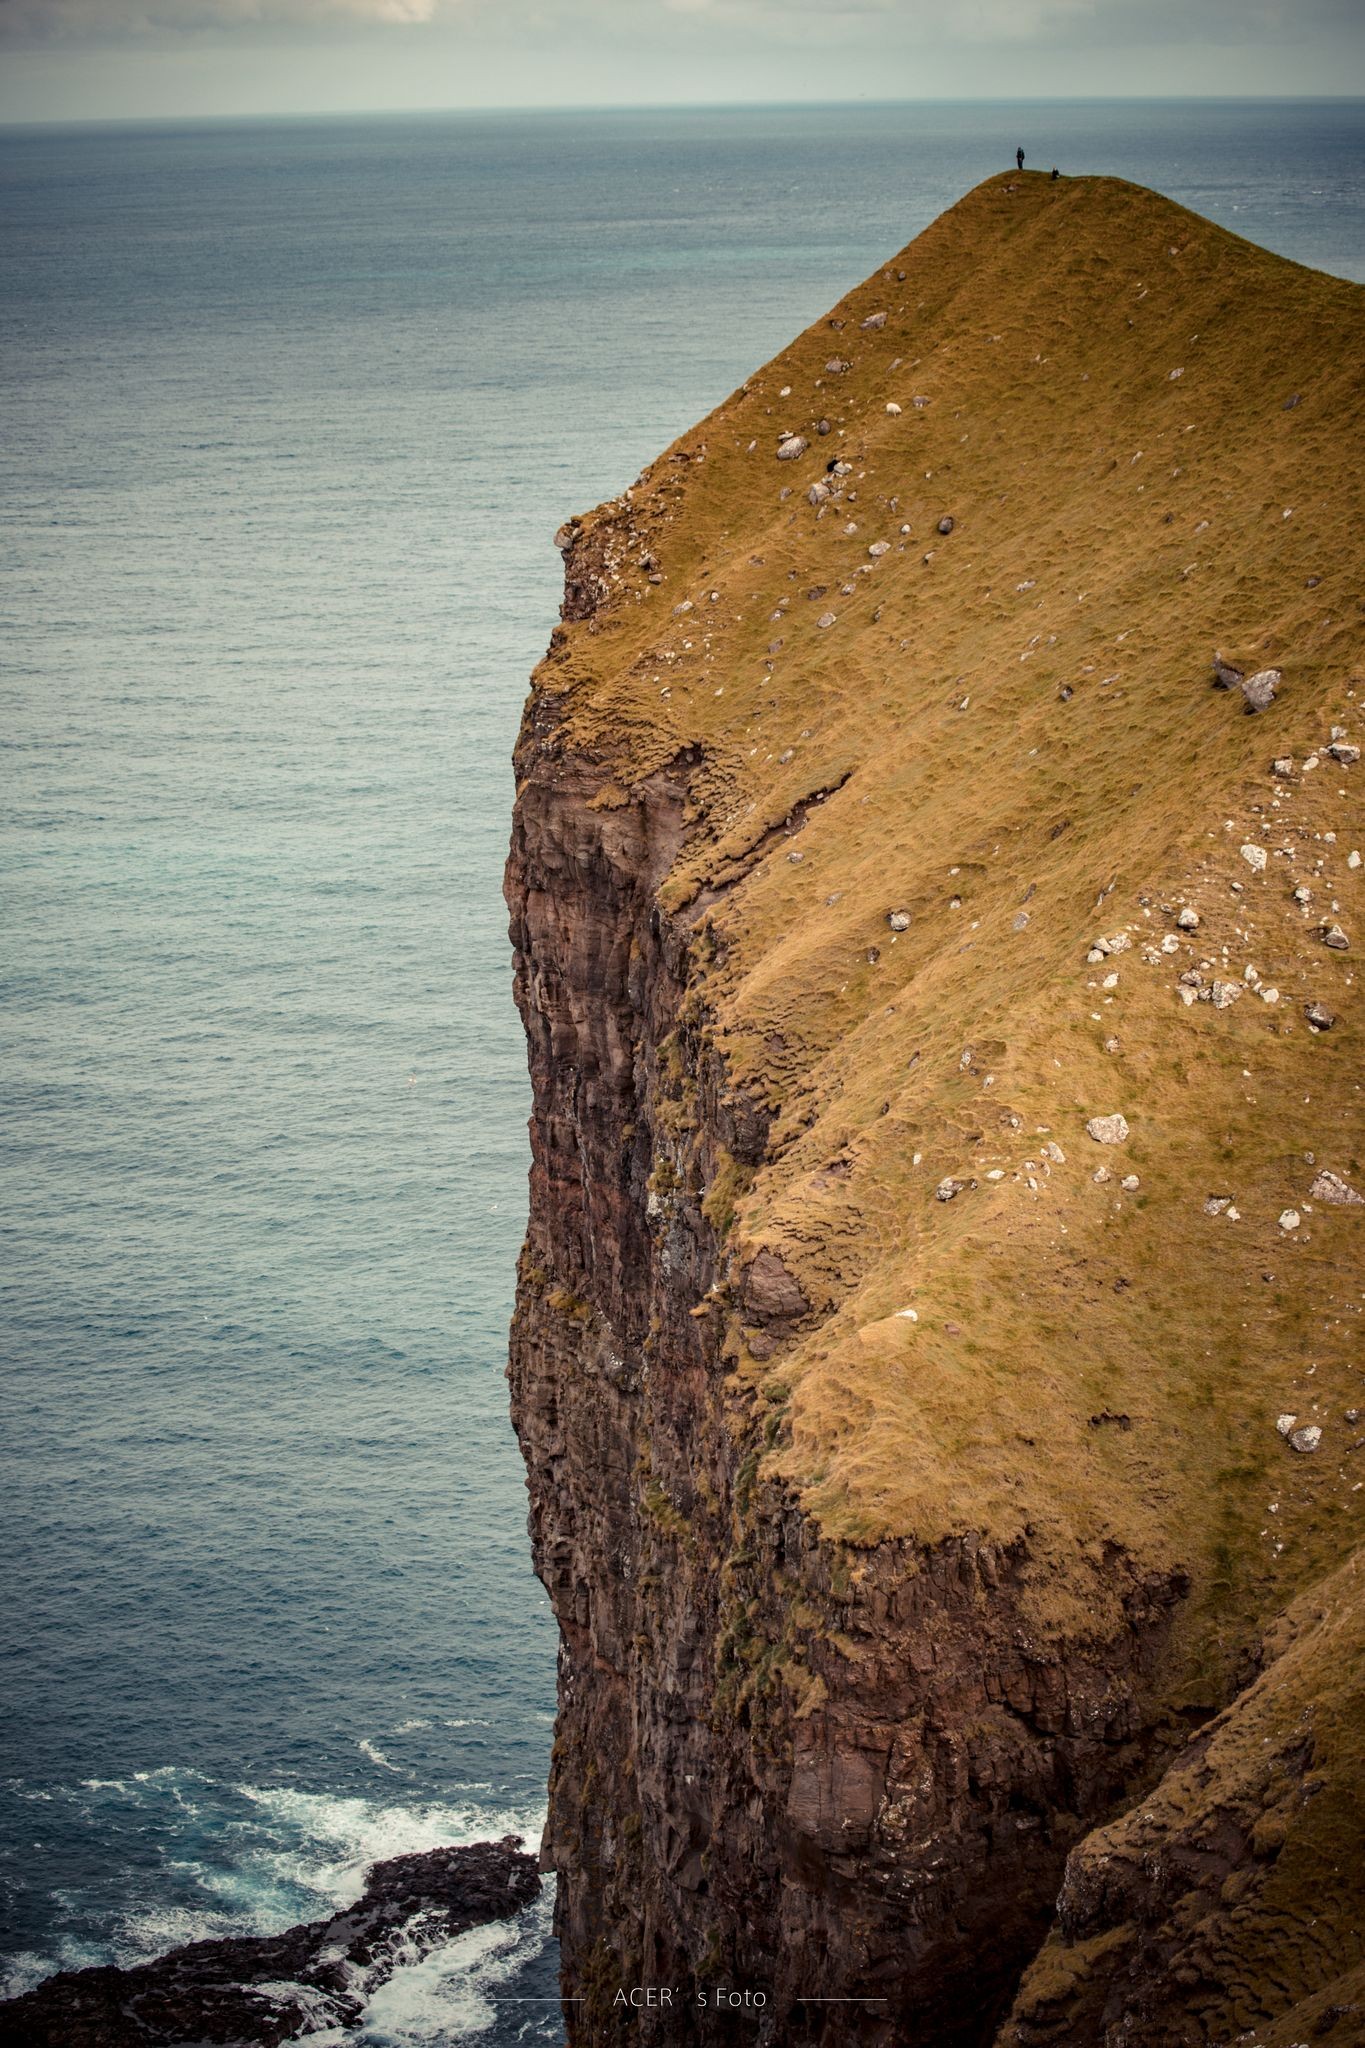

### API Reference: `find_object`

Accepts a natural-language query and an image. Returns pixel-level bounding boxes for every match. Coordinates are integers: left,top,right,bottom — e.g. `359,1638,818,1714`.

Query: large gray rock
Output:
1086,1113,1130,1145
1309,1169,1363,1207
1239,668,1281,713
777,435,808,462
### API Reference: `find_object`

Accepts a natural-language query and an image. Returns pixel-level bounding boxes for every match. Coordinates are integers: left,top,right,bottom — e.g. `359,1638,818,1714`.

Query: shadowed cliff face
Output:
505,174,1364,2046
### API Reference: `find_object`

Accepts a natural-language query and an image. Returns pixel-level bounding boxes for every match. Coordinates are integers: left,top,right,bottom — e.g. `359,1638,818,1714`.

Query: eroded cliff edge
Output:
505,175,1365,2047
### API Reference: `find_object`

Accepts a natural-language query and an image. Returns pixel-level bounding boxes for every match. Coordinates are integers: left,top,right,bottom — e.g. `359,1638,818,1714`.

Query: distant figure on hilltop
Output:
1016,146,1025,170
1051,166,1060,180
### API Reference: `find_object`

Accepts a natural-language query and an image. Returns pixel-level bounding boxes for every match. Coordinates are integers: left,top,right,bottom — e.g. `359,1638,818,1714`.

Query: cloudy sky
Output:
0,0,1361,123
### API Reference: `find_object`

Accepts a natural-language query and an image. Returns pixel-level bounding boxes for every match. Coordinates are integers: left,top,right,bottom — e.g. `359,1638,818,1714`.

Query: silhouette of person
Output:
1051,166,1060,180
1016,147,1025,171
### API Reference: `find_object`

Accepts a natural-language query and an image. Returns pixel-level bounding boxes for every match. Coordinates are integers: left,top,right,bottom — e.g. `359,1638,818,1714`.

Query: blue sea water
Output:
1,99,1362,2042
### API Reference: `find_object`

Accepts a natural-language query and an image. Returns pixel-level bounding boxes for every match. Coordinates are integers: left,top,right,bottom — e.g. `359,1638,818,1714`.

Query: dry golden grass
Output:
533,173,1364,1676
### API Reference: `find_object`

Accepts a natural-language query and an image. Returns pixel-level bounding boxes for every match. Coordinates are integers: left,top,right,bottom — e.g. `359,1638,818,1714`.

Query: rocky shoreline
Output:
0,1835,540,2047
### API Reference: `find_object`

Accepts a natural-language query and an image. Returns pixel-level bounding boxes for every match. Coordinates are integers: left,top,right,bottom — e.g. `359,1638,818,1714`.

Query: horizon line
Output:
3,91,1365,135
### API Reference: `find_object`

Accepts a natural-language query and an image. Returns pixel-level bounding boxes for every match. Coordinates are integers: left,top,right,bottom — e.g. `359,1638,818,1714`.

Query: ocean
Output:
2,98,1362,2044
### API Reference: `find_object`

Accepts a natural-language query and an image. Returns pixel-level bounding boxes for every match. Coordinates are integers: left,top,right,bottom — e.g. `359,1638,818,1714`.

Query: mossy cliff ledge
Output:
504,175,1364,2047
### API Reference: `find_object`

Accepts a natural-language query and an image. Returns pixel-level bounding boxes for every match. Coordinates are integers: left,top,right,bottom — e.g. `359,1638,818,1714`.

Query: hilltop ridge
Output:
507,174,1364,2044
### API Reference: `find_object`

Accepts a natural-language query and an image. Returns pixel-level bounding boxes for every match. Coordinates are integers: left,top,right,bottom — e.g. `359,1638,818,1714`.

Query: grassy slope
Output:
536,173,1364,1695
1001,1551,1365,2044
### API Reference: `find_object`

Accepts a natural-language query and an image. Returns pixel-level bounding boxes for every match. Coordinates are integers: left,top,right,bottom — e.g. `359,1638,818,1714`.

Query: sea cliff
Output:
505,174,1365,2046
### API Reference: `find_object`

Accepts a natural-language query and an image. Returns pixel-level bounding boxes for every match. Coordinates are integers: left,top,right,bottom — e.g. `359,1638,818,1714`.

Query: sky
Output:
0,0,1362,124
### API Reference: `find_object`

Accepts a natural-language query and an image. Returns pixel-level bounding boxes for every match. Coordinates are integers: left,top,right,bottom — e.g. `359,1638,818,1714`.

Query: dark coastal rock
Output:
0,1837,539,2048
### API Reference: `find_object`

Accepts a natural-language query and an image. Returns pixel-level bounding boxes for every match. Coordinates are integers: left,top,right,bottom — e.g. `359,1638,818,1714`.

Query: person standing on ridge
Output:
1016,146,1025,170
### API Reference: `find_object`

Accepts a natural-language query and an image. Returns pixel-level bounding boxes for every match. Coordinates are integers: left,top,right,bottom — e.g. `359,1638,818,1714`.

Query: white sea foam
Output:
3,1951,59,2000
358,1739,402,1774
305,1883,559,2047
235,1784,548,1917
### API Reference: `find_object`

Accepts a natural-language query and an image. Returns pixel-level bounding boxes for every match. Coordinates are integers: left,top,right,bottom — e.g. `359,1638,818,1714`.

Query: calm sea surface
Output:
2,99,1362,2043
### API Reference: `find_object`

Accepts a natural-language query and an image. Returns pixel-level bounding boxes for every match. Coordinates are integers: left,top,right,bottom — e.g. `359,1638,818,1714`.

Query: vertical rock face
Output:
505,702,1186,2046
505,175,1364,2046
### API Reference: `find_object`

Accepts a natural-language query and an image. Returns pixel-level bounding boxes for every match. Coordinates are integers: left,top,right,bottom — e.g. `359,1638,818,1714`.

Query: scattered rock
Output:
1322,923,1350,950
936,1177,967,1202
1270,757,1295,777
743,1248,809,1320
1327,741,1360,764
861,311,887,329
1041,1141,1066,1164
1290,1423,1323,1454
1176,907,1200,930
817,611,837,630
1086,1113,1130,1145
1309,1169,1363,1207
885,402,902,416
868,540,891,558
1304,1001,1336,1030
1210,980,1243,1008
777,435,808,461
1240,668,1280,713
1279,1209,1301,1231
1240,843,1268,873
825,357,851,374
1204,1195,1233,1216
1211,654,1244,689
887,909,911,931
937,516,955,536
